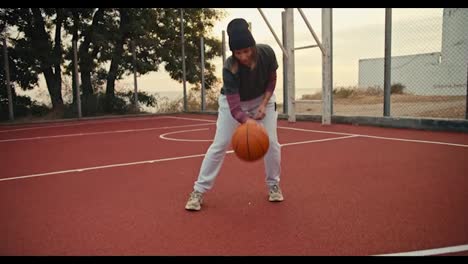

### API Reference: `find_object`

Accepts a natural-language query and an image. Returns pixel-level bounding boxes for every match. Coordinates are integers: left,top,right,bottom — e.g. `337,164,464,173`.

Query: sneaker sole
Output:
269,197,284,202
185,206,201,211
185,201,203,211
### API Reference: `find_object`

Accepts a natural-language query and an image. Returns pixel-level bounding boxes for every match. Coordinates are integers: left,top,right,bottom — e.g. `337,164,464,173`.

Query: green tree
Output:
103,8,224,111
1,8,65,110
1,8,224,115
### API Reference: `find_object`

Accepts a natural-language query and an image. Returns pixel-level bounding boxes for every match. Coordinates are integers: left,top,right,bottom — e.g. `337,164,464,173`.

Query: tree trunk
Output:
78,8,105,98
105,9,130,112
71,10,79,105
31,8,64,110
52,8,64,110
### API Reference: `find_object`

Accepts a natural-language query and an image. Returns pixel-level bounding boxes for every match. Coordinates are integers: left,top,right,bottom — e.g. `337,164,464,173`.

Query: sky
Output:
17,8,444,105
121,8,443,98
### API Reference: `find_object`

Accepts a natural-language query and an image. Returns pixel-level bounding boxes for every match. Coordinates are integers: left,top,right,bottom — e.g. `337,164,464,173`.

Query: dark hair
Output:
230,46,258,74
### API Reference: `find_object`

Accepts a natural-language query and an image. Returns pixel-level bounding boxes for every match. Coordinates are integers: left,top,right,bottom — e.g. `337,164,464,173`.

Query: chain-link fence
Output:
331,8,467,120
389,8,467,119
2,8,466,125
330,8,386,117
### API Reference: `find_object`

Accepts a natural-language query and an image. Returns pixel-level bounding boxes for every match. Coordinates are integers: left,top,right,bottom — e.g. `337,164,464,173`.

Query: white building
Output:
358,8,467,96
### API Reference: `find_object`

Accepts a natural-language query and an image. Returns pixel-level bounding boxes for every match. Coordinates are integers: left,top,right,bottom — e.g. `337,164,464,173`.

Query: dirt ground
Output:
277,95,466,119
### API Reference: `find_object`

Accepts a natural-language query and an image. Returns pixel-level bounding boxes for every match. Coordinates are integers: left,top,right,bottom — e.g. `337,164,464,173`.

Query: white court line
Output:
359,134,468,148
0,116,169,133
0,153,208,182
164,116,468,148
159,128,358,146
279,126,468,148
159,128,358,145
373,244,468,256
0,123,215,143
280,135,359,146
279,126,354,136
8,114,465,147
160,128,213,142
164,116,216,123
0,135,352,182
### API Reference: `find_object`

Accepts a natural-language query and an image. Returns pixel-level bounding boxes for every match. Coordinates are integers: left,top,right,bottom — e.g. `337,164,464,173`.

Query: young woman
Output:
185,18,283,211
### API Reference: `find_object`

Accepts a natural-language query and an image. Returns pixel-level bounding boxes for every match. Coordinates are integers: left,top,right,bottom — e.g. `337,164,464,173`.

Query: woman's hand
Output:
254,104,266,120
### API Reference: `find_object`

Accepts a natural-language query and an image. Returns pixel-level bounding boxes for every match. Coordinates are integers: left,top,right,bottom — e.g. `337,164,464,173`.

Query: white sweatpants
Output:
193,94,282,193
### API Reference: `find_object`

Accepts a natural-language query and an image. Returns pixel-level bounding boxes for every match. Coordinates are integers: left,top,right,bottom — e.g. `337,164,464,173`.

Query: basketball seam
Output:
249,132,265,159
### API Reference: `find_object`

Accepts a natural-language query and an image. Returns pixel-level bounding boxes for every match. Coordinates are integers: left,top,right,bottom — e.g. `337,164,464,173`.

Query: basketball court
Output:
1,114,467,255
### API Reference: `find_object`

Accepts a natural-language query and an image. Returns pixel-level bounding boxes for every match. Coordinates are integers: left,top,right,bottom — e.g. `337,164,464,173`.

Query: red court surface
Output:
1,114,467,256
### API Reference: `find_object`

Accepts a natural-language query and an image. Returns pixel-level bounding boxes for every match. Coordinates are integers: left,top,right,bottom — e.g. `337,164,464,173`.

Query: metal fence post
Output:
73,40,82,119
180,9,188,112
3,34,14,121
322,8,332,125
200,37,205,111
132,40,138,108
282,11,288,115
384,8,392,117
284,9,295,122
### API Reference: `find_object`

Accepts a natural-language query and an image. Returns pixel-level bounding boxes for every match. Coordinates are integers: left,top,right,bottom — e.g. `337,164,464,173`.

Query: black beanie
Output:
227,18,256,51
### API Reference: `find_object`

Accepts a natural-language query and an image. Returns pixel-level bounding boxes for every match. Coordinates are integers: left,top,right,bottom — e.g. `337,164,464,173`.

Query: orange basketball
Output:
231,122,270,162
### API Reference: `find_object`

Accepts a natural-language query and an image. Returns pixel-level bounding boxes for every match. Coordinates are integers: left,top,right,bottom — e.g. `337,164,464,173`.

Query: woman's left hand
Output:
254,104,266,120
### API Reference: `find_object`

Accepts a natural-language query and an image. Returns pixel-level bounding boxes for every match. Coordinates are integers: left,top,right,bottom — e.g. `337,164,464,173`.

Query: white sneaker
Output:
269,185,284,202
185,191,203,211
